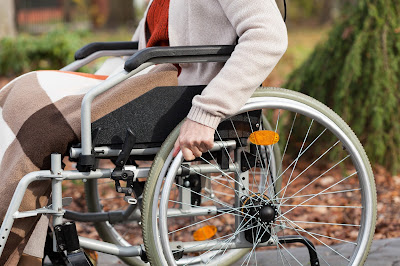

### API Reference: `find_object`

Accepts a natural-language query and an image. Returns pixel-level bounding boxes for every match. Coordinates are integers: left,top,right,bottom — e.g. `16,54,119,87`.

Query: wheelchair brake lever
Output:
114,128,136,170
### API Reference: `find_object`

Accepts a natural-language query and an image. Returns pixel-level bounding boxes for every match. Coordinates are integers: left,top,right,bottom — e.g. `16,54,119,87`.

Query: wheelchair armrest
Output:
124,45,235,72
74,41,139,60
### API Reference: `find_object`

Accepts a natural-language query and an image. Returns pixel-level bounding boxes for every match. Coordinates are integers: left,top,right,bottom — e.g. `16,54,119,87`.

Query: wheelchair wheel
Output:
141,87,376,266
85,178,147,266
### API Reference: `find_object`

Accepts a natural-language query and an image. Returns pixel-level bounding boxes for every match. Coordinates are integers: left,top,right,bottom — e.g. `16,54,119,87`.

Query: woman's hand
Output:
173,119,215,161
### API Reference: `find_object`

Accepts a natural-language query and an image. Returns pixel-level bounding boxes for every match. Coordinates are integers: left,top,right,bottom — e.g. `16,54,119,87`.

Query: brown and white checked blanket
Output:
0,65,178,265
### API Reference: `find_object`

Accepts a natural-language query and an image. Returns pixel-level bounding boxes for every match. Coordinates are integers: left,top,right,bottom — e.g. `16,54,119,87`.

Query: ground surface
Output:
94,237,400,265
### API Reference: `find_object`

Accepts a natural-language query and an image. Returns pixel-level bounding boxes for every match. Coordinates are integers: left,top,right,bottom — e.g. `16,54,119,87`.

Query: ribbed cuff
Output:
187,106,221,129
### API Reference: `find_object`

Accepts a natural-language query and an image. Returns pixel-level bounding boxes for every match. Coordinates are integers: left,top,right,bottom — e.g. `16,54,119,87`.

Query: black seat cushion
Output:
92,85,205,148
91,85,260,149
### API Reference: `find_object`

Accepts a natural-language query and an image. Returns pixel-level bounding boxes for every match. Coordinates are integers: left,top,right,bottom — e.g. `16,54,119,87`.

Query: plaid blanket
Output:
0,66,178,264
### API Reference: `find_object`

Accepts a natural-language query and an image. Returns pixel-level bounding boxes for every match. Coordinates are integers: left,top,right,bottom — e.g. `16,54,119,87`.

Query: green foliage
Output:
286,0,400,173
0,28,86,76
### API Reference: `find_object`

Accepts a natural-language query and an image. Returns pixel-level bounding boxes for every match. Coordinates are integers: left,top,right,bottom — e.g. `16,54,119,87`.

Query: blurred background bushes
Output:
0,28,87,76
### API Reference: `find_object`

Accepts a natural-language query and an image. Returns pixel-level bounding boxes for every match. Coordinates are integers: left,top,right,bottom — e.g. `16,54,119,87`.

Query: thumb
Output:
173,141,180,157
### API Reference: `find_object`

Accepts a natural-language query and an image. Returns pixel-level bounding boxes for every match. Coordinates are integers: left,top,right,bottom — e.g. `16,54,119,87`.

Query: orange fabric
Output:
40,71,109,80
146,0,170,48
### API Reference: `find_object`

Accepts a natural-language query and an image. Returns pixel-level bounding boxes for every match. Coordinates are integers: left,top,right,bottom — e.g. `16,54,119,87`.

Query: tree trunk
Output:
63,0,72,23
319,0,334,24
0,0,16,38
286,0,400,173
106,0,135,28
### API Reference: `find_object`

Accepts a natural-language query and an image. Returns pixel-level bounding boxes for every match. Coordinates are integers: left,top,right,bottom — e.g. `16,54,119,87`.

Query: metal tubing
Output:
80,63,154,156
56,167,148,180
170,238,276,254
176,163,237,176
61,169,112,180
69,146,160,159
166,206,217,218
51,154,64,226
70,138,234,160
78,237,142,257
0,171,51,257
60,50,137,72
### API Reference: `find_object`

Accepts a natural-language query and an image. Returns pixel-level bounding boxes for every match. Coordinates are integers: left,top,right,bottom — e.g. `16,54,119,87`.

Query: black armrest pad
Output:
124,45,235,72
74,41,139,60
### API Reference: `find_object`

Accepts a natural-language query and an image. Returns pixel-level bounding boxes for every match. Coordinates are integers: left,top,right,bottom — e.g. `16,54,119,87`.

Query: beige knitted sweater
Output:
134,0,288,129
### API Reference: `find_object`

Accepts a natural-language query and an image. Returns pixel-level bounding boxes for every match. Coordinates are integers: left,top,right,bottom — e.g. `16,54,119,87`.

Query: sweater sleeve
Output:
187,0,288,129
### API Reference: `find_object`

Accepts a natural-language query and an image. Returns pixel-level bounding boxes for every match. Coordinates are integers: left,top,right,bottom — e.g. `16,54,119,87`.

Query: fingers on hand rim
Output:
182,147,195,161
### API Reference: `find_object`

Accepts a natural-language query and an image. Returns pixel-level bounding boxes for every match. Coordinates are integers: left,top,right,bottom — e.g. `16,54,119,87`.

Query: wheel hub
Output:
241,194,277,244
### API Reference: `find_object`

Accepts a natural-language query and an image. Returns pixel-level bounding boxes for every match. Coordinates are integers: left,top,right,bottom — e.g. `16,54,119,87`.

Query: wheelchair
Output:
0,41,377,266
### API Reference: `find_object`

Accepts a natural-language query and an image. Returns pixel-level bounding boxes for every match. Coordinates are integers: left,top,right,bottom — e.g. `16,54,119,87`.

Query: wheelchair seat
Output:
91,85,261,150
91,85,205,149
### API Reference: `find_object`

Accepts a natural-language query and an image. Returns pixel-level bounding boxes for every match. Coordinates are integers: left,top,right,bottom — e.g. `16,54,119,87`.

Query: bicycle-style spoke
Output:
279,119,314,208
276,220,360,227
229,118,259,188
273,220,332,266
281,217,351,262
279,204,361,209
271,226,290,266
278,171,357,219
167,201,264,235
276,188,361,201
261,128,328,200
180,164,240,197
245,111,280,196
199,155,265,203
278,113,297,175
275,240,303,266
280,154,350,205
204,212,260,264
277,221,357,245
275,141,343,204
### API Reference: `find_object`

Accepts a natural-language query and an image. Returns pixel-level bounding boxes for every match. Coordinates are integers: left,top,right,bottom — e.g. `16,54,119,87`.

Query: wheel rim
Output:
157,97,375,266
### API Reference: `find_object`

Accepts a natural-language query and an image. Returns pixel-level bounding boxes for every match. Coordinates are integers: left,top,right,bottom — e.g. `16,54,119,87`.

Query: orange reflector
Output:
249,130,279,146
193,225,217,241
